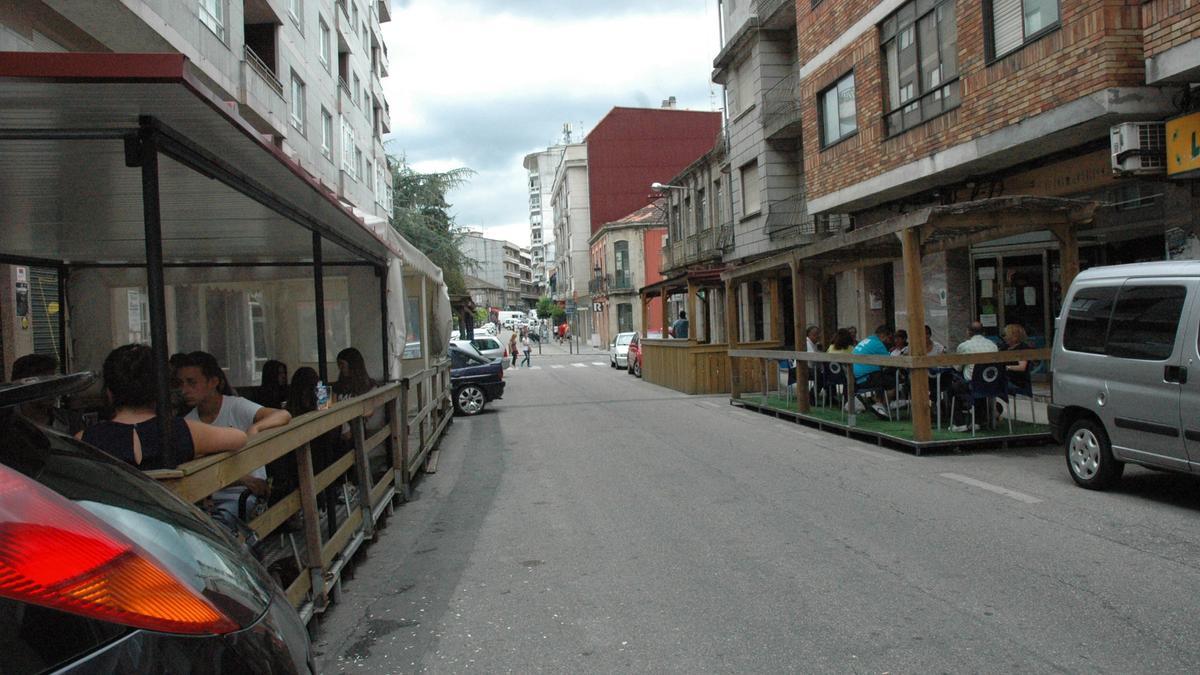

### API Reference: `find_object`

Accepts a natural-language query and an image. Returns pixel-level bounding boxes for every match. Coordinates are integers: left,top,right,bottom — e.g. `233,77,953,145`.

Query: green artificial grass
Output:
739,394,1051,443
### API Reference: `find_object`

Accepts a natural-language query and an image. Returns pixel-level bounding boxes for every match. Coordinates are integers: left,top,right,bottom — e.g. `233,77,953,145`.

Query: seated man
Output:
670,310,689,339
949,321,999,431
851,324,895,419
890,330,909,357
10,353,81,434
178,351,292,529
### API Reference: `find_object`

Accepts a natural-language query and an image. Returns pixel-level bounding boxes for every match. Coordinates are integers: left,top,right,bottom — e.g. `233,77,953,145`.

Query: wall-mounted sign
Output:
1167,111,1200,176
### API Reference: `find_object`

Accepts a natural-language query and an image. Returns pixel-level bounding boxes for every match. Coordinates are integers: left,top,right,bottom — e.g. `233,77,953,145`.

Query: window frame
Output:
739,160,761,218
818,71,858,149
984,0,1061,63
318,16,331,72
879,0,960,137
289,71,306,135
198,0,225,41
288,0,303,31
320,107,333,160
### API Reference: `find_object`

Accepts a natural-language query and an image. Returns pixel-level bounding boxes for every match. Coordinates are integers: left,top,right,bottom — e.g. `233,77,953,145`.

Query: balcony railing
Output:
587,272,635,295
244,45,283,96
762,70,801,139
764,193,853,238
660,222,732,274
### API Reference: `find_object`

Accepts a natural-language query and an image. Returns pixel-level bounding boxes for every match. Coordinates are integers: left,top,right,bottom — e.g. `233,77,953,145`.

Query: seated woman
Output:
826,328,855,353
252,359,289,408
79,344,247,470
1002,323,1035,395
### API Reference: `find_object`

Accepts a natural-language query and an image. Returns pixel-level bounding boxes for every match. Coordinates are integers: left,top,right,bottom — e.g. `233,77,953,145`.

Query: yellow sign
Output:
1167,112,1200,176
47,302,59,315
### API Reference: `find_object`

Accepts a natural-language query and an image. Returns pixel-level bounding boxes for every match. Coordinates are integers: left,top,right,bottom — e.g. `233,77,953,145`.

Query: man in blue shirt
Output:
851,324,895,419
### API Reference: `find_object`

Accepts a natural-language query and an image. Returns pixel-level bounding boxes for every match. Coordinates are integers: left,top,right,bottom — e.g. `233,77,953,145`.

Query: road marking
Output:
591,362,606,366
571,363,588,368
551,365,565,369
529,366,542,370
939,473,1043,504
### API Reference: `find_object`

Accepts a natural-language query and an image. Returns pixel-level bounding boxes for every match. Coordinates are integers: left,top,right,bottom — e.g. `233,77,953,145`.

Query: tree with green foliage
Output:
389,155,476,295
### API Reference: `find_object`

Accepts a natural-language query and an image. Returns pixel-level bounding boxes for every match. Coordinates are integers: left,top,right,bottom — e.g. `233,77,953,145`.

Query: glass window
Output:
321,108,333,158
988,0,1059,60
198,0,224,40
1106,285,1186,361
881,0,959,135
614,241,629,288
696,187,707,231
289,72,305,133
354,147,363,180
819,73,857,146
617,304,634,333
740,161,761,215
319,17,331,71
1062,286,1116,354
289,0,302,24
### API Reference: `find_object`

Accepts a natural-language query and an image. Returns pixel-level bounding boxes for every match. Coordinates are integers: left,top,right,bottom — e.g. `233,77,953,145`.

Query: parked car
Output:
451,336,506,362
0,373,315,673
1050,261,1200,490
450,345,505,415
610,332,636,369
626,333,643,377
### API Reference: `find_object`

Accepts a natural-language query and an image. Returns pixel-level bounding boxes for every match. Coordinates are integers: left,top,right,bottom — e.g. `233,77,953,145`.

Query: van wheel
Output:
1065,418,1123,490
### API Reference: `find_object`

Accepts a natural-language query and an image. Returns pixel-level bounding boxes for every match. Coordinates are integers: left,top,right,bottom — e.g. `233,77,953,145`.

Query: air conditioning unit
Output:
1111,122,1166,175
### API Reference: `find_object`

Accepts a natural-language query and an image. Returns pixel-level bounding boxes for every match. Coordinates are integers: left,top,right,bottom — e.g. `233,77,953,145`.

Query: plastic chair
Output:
1007,379,1036,425
823,362,847,423
853,367,893,421
952,364,1010,436
777,359,794,405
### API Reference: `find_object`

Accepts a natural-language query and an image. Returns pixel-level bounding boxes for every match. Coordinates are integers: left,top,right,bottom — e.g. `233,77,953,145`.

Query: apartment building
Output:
794,0,1196,346
588,202,667,346
522,145,563,294
457,232,532,310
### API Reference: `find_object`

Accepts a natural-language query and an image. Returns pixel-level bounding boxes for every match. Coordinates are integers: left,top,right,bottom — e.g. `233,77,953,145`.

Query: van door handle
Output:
1165,366,1188,384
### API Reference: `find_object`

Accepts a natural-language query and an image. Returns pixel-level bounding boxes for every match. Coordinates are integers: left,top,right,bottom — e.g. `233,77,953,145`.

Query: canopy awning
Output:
723,195,1098,280
0,52,392,266
639,267,724,296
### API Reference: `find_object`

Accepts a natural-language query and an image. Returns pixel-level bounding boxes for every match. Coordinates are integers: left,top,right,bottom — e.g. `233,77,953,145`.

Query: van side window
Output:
1105,285,1187,361
1062,286,1118,354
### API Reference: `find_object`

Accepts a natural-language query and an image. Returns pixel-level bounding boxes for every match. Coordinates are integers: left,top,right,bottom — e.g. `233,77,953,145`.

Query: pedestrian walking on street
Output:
509,332,518,367
520,335,532,367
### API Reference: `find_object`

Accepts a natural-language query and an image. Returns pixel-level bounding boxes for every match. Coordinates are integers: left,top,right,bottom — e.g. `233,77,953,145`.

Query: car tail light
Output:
0,464,238,635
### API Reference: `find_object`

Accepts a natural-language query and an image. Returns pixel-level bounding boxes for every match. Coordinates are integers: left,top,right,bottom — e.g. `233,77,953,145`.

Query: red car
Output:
626,333,643,378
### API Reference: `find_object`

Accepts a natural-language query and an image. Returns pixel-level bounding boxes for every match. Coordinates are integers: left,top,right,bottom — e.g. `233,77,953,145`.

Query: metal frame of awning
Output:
0,52,399,458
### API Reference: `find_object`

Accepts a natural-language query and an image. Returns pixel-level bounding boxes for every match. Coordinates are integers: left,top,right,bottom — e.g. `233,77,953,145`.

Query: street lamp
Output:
651,182,687,192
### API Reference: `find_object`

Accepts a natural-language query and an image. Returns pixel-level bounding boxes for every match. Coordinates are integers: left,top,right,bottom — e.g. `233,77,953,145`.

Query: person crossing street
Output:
520,333,532,367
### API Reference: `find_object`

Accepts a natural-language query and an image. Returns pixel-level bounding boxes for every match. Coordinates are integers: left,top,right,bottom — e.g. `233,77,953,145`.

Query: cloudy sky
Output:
379,1,723,247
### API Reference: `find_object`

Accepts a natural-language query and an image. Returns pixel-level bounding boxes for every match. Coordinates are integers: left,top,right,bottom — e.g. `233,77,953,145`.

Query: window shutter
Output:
990,0,1023,58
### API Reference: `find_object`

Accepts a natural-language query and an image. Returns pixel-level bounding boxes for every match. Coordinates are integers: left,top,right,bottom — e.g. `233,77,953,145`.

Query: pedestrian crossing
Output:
508,361,617,373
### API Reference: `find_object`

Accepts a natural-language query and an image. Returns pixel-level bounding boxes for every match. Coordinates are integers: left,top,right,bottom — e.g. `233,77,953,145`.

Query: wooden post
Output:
768,275,783,344
661,284,671,338
901,227,932,443
387,395,408,500
640,292,650,337
791,260,810,413
725,279,740,399
417,379,427,460
350,417,376,539
400,379,411,486
1051,223,1080,293
295,442,327,610
686,278,698,341
844,361,857,426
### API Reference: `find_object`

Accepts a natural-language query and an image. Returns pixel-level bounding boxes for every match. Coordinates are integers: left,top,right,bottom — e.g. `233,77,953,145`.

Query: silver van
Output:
1050,261,1200,489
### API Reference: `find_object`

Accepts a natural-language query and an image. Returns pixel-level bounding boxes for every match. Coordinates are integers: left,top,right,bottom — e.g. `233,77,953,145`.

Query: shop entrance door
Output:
973,253,1050,344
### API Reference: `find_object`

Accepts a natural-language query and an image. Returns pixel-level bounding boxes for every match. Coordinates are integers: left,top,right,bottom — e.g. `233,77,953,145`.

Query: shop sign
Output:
1167,111,1200,176
1002,149,1115,197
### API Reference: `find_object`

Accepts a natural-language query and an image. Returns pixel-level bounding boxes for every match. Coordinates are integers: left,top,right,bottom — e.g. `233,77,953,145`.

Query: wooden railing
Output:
642,339,773,395
146,359,452,624
728,347,1051,442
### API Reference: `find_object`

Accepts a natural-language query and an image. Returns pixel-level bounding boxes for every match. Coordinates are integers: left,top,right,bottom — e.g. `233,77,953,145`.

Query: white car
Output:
451,337,506,363
610,332,636,368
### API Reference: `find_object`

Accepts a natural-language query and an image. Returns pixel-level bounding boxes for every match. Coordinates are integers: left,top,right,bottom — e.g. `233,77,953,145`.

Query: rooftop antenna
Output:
562,123,572,144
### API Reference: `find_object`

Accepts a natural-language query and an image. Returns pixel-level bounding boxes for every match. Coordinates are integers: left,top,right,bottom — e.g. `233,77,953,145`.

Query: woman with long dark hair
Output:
333,347,375,400
257,359,288,408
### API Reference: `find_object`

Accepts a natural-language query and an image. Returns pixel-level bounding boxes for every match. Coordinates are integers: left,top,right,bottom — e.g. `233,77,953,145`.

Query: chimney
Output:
661,96,677,109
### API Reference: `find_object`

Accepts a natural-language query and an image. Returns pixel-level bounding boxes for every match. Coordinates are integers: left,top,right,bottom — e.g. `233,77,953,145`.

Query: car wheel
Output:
455,386,487,416
610,358,616,368
633,360,642,378
1065,417,1123,489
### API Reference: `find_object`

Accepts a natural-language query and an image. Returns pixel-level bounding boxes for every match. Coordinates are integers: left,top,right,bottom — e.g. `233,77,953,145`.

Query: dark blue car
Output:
449,345,505,415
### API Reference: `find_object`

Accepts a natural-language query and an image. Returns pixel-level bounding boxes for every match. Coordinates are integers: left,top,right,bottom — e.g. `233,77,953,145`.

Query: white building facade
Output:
522,145,563,295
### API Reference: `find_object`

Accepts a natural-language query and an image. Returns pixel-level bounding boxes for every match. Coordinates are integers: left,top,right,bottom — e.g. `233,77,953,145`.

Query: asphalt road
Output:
315,352,1200,673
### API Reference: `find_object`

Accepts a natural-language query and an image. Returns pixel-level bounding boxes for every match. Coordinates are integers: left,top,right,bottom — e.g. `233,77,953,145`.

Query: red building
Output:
585,107,722,235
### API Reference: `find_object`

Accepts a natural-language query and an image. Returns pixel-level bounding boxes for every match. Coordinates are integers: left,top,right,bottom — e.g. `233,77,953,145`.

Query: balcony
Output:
756,0,796,29
762,70,801,140
238,45,288,138
378,0,391,22
660,222,732,275
764,193,852,239
588,272,636,295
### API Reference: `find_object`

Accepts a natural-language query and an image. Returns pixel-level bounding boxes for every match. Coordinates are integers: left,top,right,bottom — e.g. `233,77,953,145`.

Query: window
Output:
289,72,305,134
198,0,224,40
319,17,331,72
739,161,761,216
987,0,1059,60
321,108,333,159
881,0,959,136
340,116,354,174
1062,286,1116,354
365,159,373,191
352,73,360,106
617,304,634,333
614,241,629,289
1106,285,1186,361
351,2,358,26
713,178,723,225
288,0,302,26
354,146,363,180
819,73,857,146
696,187,707,230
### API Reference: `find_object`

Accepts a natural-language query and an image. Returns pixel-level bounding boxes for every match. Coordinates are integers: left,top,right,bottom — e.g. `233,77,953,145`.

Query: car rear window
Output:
1062,286,1117,354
